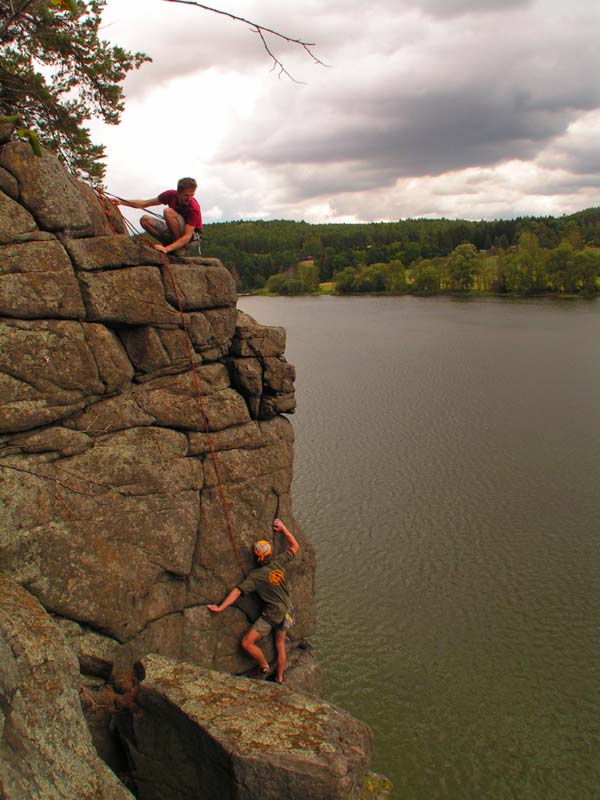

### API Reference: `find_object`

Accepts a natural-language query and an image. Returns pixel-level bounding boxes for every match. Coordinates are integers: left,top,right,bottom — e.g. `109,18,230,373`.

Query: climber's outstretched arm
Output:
273,518,299,554
118,197,161,209
207,587,241,613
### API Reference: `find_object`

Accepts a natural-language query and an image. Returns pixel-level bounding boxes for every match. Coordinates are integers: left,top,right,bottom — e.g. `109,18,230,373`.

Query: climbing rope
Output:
159,251,245,576
91,187,246,576
93,187,126,235
93,187,151,238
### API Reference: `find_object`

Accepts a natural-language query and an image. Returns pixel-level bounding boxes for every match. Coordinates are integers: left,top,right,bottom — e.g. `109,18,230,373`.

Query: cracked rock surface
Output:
115,654,373,800
0,141,386,798
0,142,308,672
0,574,133,800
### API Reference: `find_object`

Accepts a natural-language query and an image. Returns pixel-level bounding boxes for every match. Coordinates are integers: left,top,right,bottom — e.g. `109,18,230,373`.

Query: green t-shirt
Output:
238,549,295,624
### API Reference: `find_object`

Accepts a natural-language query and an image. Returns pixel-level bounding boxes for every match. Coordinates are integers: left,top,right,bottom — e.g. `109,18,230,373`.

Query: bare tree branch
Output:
160,0,330,80
254,27,304,84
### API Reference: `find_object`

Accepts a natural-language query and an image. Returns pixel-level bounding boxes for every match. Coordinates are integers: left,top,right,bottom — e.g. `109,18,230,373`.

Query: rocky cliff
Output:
0,137,391,799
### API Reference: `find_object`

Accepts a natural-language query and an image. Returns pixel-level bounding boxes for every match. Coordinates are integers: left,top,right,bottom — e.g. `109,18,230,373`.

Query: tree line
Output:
202,210,600,296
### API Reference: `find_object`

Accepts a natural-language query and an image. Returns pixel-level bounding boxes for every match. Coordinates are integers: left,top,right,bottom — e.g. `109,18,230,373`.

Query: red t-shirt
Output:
158,190,202,230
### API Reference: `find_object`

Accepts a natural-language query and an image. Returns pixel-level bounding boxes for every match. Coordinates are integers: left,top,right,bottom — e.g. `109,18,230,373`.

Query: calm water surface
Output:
239,296,600,800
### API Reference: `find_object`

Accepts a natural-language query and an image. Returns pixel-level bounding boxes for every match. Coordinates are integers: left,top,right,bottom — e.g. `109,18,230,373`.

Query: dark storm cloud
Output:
251,92,573,170
544,151,600,179
224,89,597,203
415,0,533,17
215,0,600,205
100,0,600,220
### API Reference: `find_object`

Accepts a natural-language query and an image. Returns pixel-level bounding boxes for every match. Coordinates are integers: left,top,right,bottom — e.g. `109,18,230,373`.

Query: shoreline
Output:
245,289,597,301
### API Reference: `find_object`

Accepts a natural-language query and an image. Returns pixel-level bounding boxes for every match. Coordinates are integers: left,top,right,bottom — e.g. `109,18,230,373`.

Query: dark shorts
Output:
251,612,294,636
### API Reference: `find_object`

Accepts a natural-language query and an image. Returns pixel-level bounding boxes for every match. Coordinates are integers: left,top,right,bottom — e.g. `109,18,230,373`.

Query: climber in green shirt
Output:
208,518,299,684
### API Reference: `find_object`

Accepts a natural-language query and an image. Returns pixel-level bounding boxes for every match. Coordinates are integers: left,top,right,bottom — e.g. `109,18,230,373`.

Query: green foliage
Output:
334,266,359,294
264,266,319,296
1,115,42,158
16,127,42,156
354,263,386,292
265,273,288,293
203,210,600,298
384,260,408,293
296,259,320,291
331,261,407,294
0,0,149,182
411,261,441,296
447,243,478,291
278,278,303,295
575,248,600,297
546,241,577,292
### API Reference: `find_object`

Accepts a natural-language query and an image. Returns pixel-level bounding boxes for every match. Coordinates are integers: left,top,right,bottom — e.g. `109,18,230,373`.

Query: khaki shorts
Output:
251,612,294,636
152,215,201,253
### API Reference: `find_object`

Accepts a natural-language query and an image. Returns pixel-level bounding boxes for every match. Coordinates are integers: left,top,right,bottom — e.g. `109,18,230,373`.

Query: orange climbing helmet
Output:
254,540,272,563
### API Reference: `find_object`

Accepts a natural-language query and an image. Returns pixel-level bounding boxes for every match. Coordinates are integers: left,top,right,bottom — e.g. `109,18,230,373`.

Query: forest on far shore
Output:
201,207,600,297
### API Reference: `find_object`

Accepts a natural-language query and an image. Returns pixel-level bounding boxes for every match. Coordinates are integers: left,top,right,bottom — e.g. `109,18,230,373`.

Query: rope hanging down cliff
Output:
159,251,244,575
94,188,245,576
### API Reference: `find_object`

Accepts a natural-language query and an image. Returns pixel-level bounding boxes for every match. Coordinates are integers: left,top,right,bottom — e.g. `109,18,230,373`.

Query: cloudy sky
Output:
93,0,600,225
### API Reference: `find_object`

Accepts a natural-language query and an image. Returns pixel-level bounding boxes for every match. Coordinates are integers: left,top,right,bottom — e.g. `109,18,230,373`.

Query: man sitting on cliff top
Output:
208,518,299,684
119,177,202,255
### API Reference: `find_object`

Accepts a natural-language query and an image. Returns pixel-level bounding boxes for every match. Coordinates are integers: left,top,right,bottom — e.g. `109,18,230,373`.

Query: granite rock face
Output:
0,574,133,800
0,142,385,798
0,142,306,676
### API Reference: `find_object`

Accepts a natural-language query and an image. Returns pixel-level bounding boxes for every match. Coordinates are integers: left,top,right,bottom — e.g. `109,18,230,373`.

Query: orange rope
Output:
92,187,155,237
160,252,245,576
90,186,245,575
93,187,124,235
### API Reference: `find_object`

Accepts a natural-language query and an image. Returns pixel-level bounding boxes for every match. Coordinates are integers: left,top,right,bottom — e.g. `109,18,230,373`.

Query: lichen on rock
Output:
0,574,134,800
0,141,389,798
115,654,372,800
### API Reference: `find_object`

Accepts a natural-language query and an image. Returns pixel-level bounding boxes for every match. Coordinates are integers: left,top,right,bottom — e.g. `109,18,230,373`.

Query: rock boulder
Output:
115,655,372,800
0,574,133,800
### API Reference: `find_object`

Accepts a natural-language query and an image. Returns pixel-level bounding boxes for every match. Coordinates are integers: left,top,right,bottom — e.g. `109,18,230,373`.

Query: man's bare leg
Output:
140,215,168,243
274,628,287,683
241,628,269,671
164,207,182,241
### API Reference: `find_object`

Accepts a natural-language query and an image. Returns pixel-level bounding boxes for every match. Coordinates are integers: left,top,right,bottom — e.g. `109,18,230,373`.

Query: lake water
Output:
239,295,600,800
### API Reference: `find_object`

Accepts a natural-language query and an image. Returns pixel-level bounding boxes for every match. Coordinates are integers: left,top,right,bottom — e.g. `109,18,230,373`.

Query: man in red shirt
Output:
120,177,202,255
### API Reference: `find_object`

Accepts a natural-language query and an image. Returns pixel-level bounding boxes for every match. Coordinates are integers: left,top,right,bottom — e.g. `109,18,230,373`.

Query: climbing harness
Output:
91,187,245,576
